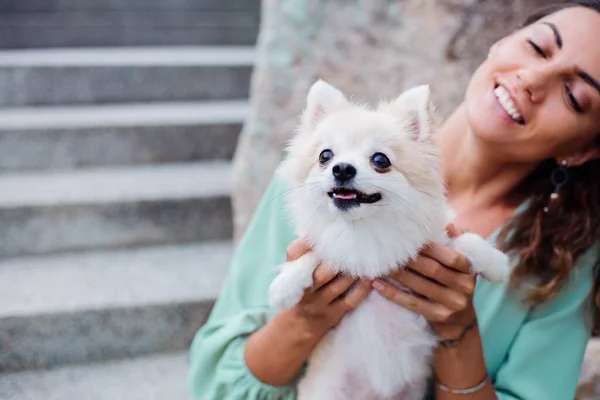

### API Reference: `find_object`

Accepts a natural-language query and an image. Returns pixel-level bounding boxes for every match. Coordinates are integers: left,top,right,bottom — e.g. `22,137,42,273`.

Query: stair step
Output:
0,100,246,171
0,47,255,107
0,100,248,129
0,10,259,48
0,241,232,317
0,242,232,372
0,162,233,257
0,46,256,66
0,0,258,13
0,352,192,400
0,162,230,207
0,123,242,172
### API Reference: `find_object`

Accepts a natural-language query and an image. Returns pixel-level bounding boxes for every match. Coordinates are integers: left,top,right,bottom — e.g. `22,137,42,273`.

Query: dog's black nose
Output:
332,163,357,182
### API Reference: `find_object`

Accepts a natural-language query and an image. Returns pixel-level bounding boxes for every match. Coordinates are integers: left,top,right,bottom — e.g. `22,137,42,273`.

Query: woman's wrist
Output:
433,321,491,391
244,308,327,386
437,317,479,348
436,373,490,395
284,306,332,342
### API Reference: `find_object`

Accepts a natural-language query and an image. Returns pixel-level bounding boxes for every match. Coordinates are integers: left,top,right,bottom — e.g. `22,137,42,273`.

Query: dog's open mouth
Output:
327,187,382,209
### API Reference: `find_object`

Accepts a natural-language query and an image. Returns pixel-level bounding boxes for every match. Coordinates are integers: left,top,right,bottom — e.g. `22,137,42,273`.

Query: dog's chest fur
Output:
298,291,437,400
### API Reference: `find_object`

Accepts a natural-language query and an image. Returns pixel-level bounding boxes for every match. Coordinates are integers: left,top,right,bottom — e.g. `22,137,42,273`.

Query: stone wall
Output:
231,0,549,240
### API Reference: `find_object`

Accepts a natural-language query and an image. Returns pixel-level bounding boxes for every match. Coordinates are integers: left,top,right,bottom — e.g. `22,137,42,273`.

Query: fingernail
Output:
372,280,386,291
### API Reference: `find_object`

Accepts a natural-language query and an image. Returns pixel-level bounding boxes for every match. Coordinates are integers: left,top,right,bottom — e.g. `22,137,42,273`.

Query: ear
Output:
559,141,600,167
394,84,435,141
302,79,348,131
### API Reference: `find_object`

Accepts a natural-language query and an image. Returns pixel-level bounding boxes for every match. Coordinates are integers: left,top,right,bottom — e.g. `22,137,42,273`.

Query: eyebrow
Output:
542,22,562,49
578,71,600,96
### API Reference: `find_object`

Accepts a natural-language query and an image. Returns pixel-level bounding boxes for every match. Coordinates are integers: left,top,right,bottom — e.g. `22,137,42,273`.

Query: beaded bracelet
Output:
436,374,489,395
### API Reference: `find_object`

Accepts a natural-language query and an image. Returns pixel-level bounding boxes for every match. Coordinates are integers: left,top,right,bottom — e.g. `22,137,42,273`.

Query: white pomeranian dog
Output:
268,80,510,400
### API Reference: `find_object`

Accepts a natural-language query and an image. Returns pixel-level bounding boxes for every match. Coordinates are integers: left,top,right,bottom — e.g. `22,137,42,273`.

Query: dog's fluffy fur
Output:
268,80,510,400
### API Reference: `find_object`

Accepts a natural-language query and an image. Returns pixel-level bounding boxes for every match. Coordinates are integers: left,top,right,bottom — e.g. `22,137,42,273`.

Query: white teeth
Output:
494,86,522,122
353,194,357,199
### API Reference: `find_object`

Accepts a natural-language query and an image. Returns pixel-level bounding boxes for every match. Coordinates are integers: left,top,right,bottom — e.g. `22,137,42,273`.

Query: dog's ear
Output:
394,85,436,142
302,80,348,131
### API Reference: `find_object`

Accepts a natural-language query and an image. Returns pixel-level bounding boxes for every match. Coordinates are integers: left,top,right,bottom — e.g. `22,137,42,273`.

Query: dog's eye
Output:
319,149,334,165
371,153,391,171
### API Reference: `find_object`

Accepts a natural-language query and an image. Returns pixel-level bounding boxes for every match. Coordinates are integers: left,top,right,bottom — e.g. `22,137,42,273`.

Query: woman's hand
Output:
244,238,372,386
285,238,373,337
372,224,477,340
372,225,496,397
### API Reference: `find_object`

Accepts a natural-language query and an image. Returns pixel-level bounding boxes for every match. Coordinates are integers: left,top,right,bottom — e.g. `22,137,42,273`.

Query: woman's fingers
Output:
372,279,452,323
387,269,468,312
405,256,458,288
421,242,472,274
310,263,339,290
286,238,310,262
446,223,468,238
333,280,372,312
286,239,344,292
317,275,358,305
405,255,476,296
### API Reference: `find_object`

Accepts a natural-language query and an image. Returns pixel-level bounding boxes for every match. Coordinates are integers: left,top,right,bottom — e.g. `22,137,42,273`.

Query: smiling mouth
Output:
493,84,526,125
327,187,382,210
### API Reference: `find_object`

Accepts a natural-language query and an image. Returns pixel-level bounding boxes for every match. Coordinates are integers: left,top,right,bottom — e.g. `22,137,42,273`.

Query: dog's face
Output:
280,80,444,223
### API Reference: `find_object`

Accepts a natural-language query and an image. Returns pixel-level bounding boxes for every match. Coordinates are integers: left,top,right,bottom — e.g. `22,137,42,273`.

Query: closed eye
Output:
565,85,583,113
527,39,546,58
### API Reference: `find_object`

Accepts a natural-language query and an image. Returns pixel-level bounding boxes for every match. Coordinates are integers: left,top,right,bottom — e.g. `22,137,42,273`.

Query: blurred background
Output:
0,1,256,399
0,0,598,399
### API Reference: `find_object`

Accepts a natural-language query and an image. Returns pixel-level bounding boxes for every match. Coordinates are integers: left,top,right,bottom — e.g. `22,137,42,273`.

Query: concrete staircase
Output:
0,0,260,48
0,2,257,398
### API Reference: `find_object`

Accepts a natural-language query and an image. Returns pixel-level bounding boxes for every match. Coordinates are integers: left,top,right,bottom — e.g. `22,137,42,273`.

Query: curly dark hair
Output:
496,1,600,330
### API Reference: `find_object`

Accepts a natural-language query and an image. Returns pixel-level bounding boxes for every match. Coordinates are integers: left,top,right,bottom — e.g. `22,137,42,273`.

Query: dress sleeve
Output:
187,177,298,399
493,248,597,400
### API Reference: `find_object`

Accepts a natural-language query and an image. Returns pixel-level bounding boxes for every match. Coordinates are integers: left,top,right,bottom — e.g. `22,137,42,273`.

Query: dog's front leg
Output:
451,232,511,283
268,251,320,313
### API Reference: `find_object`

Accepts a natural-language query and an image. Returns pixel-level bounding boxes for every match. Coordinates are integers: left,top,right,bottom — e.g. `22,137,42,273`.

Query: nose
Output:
516,66,553,103
332,163,356,183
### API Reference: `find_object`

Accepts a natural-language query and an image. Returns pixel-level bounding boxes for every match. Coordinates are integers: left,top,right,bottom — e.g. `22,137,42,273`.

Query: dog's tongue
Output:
334,192,355,200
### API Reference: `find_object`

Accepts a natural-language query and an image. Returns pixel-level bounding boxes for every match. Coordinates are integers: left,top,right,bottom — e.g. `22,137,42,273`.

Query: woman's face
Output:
464,6,600,163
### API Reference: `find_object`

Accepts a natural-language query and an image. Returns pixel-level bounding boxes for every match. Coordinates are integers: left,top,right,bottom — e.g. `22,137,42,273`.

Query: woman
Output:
188,1,600,399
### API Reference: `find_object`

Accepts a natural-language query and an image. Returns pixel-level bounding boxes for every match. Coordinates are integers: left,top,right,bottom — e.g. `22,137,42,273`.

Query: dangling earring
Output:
543,160,569,213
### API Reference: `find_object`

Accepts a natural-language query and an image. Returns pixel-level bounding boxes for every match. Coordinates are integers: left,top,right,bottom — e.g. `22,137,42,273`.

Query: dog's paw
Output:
481,248,511,283
452,232,510,284
268,254,318,312
268,268,307,312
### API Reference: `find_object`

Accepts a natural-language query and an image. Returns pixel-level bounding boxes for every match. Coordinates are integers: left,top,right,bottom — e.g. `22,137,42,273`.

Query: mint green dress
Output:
188,177,597,400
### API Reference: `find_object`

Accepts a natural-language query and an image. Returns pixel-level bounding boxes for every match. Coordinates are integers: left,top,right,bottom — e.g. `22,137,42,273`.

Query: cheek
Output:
527,98,588,155
361,169,406,193
306,163,334,188
464,65,498,128
463,44,526,132
293,158,319,183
